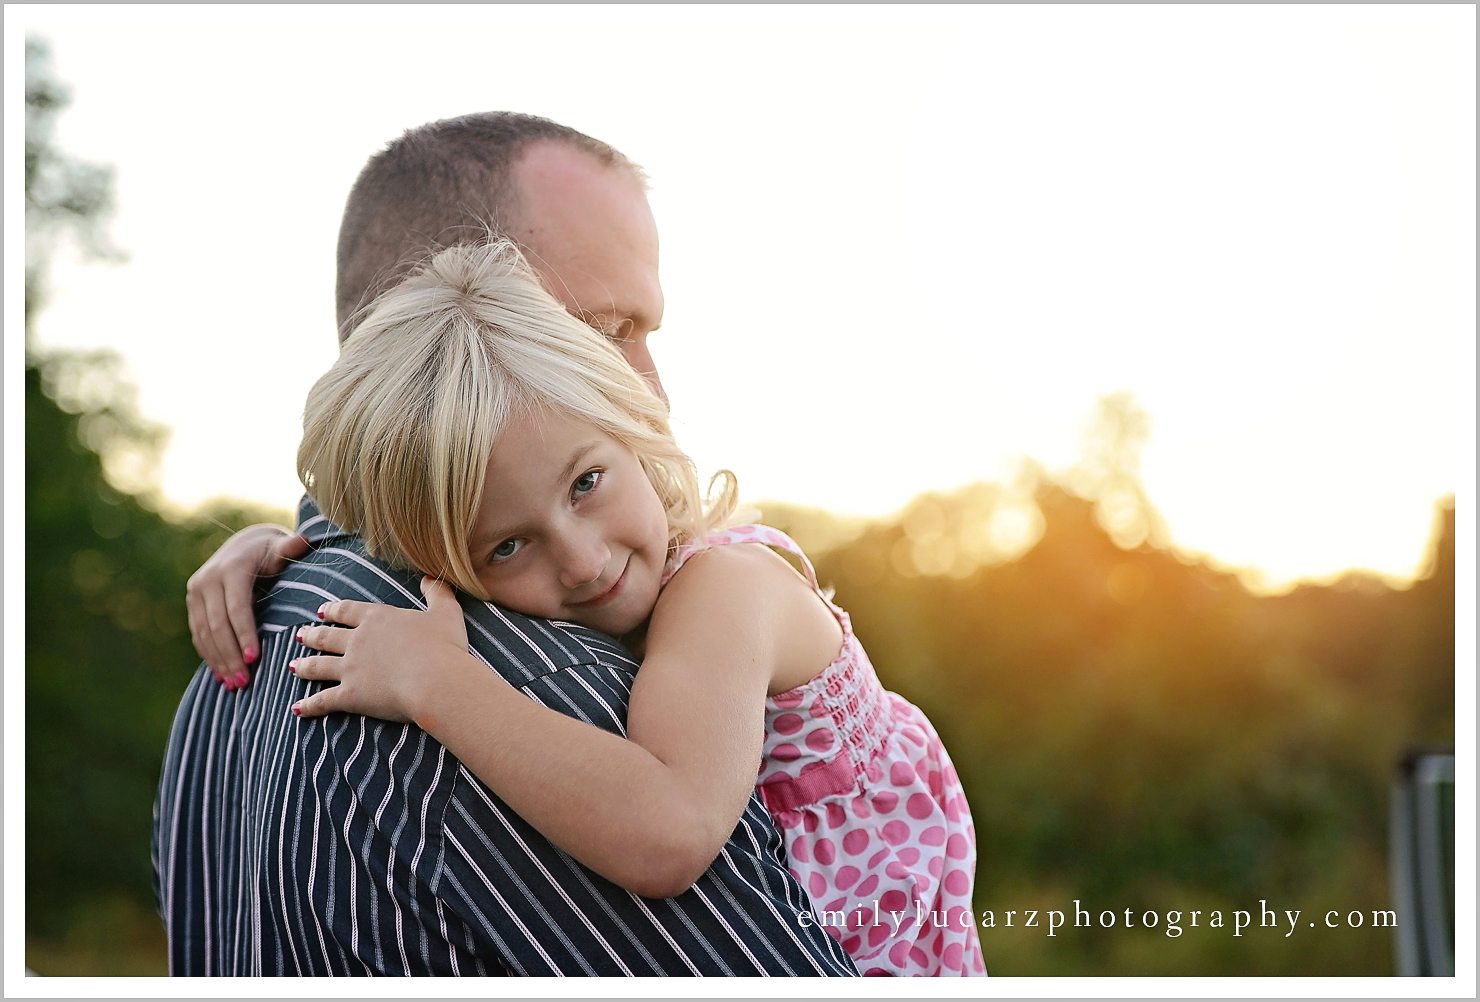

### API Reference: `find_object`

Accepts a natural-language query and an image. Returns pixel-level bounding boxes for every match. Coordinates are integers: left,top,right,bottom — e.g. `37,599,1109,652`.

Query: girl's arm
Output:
292,545,831,898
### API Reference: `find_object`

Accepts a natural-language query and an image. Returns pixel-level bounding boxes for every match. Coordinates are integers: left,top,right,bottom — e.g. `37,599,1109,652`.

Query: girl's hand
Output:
187,524,312,691
290,576,475,723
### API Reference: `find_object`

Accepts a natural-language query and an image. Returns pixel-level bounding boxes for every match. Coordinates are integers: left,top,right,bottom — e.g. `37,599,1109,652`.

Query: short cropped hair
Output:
300,240,735,600
335,112,641,341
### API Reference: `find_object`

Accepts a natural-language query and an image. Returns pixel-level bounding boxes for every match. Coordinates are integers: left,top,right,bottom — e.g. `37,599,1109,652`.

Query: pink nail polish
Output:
296,629,305,644
244,648,257,666
235,672,250,688
288,660,297,675
316,604,326,620
291,704,302,717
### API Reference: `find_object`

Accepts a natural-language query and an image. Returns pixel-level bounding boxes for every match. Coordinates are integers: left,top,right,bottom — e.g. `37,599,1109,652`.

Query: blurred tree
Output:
1069,392,1168,550
24,38,285,969
24,37,121,335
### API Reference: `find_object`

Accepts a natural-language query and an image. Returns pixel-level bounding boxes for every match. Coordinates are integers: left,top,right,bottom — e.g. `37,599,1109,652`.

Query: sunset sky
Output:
9,4,1473,593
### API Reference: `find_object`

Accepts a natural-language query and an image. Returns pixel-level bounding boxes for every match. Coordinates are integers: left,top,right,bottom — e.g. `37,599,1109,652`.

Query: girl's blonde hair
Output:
298,239,737,600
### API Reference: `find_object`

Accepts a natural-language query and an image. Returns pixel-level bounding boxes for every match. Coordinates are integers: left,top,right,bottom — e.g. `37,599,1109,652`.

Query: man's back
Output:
153,501,856,975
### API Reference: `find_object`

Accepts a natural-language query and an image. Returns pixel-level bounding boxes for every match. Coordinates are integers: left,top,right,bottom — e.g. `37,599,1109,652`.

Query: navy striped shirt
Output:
152,499,857,976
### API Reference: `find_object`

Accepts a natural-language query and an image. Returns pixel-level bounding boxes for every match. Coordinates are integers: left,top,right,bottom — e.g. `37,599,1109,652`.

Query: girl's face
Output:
468,407,669,638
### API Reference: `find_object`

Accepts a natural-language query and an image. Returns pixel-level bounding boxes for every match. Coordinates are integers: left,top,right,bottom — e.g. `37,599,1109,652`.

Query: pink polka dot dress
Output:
665,525,986,976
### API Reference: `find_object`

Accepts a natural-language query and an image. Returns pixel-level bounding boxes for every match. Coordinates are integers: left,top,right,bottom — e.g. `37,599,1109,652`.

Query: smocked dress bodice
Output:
664,524,985,976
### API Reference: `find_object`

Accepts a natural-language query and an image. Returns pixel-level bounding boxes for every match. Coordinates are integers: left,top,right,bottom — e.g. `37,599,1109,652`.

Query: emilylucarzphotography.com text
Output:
799,899,1397,939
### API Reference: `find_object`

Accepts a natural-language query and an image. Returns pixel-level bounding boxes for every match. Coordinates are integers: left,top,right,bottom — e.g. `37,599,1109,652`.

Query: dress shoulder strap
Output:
662,523,820,588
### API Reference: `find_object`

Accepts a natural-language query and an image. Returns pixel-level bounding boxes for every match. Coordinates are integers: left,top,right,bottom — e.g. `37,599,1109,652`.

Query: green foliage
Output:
25,358,290,944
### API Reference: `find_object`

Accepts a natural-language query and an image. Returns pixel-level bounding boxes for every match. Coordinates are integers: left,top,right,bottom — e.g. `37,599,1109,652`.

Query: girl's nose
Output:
556,533,610,590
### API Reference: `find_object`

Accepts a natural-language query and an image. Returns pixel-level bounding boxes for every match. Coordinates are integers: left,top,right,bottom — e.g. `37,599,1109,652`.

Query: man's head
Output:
336,112,666,399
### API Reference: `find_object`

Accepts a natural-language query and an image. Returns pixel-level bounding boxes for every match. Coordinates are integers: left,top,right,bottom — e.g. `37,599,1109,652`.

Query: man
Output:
153,113,857,976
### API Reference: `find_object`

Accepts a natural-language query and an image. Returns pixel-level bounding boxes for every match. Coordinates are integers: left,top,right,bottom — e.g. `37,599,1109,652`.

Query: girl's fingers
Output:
421,576,464,624
186,591,226,684
317,599,374,627
297,623,350,654
201,589,249,687
266,531,312,574
287,654,342,682
220,571,261,673
421,575,454,603
292,689,341,719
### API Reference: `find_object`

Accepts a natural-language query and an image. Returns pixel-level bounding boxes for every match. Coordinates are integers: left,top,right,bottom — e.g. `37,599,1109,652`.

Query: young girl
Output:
290,240,986,977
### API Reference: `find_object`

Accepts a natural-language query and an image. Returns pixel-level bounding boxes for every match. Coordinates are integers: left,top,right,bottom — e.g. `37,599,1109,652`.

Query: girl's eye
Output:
572,470,603,498
490,538,525,563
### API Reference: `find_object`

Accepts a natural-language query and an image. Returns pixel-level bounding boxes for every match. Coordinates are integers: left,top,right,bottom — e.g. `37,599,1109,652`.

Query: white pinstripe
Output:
447,830,566,974
378,725,413,974
456,775,636,975
273,659,306,974
304,719,335,973
339,716,368,964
